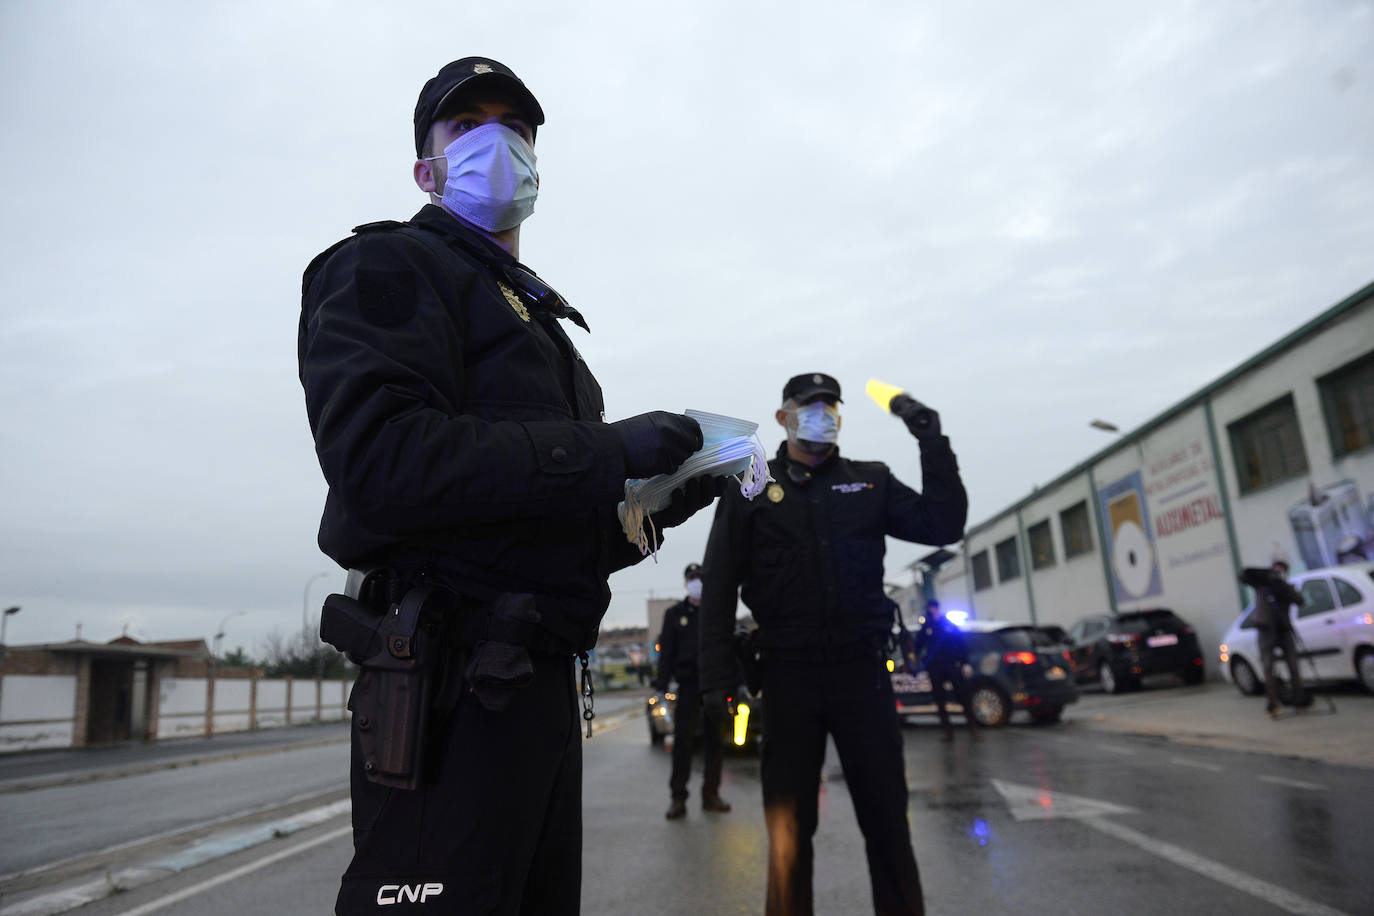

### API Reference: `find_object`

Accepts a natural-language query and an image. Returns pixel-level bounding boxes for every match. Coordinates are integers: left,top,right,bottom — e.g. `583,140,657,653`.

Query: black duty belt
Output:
345,567,574,656
762,638,887,664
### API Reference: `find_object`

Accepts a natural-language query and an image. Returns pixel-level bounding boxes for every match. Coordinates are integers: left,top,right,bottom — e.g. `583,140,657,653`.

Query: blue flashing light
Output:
968,818,992,847
945,609,970,627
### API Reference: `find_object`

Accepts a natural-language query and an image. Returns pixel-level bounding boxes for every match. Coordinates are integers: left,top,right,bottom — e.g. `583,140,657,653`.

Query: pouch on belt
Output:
465,592,541,713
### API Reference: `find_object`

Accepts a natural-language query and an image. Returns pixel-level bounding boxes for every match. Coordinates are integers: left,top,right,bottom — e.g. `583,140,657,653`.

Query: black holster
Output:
321,587,441,790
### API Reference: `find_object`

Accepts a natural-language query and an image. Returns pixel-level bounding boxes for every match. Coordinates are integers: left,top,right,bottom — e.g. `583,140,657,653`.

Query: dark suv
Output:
890,621,1079,727
1065,609,1205,694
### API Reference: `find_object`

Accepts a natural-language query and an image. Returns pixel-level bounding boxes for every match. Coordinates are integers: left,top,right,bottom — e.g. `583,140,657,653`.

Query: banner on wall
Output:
1098,470,1163,602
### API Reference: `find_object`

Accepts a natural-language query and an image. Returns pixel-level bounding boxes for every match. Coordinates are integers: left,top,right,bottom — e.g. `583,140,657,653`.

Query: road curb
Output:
0,735,350,795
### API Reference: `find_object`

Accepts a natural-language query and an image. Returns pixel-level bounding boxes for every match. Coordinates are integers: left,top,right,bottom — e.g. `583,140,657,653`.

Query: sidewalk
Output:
1070,680,1374,770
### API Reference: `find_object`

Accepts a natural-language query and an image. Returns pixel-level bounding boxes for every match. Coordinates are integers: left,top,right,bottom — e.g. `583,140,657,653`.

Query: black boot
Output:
665,798,687,820
702,793,731,813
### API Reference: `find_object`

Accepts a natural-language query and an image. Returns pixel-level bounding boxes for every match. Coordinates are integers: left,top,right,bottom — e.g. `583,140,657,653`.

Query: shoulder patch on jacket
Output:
355,265,418,328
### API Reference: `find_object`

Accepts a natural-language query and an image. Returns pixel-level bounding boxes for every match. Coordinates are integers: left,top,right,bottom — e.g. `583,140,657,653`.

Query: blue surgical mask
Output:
427,122,538,232
686,579,703,601
793,402,840,445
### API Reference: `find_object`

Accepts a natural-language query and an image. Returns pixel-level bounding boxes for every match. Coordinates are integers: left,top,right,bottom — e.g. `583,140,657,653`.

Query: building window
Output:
1028,520,1055,569
995,536,1021,582
1060,501,1093,558
971,551,992,592
1318,350,1374,459
1228,394,1309,493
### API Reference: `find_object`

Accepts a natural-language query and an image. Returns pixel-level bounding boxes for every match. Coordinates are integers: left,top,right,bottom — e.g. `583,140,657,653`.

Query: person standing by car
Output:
1241,560,1312,717
699,372,968,916
299,57,721,915
913,599,979,742
653,562,730,819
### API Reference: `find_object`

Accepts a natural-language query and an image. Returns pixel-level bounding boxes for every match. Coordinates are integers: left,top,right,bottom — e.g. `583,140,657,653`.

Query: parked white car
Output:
1219,561,1374,695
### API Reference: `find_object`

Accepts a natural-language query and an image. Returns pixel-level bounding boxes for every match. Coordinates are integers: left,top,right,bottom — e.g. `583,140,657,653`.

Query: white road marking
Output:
110,825,352,916
0,789,345,884
993,779,1351,916
1095,743,1135,755
1258,775,1326,791
1168,756,1224,772
0,800,352,916
1084,817,1350,916
991,779,1136,821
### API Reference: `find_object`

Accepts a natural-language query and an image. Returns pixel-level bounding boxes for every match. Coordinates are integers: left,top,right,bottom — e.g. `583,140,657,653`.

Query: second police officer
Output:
913,598,980,742
699,372,968,916
653,562,731,819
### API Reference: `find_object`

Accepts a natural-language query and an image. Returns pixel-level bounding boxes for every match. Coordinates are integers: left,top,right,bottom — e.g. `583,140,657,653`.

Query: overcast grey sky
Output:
1,0,1371,655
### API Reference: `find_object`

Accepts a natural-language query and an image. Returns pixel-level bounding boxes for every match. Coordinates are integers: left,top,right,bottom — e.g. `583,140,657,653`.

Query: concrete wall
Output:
212,677,254,734
0,672,352,753
0,674,78,752
157,677,209,739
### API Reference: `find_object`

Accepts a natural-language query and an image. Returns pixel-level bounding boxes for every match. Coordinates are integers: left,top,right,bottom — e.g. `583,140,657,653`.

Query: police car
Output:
890,619,1079,727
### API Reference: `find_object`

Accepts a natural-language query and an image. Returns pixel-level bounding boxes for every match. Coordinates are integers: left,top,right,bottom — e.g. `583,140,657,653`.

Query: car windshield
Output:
992,627,1037,651
1113,610,1181,634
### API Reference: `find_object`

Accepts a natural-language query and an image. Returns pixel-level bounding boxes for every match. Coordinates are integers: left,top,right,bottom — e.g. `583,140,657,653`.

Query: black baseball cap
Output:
413,57,545,156
782,373,843,404
684,563,703,580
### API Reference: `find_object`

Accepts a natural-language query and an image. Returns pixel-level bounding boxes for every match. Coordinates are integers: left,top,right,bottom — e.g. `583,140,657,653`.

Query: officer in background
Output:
299,57,719,915
653,562,731,819
913,599,979,742
699,373,968,916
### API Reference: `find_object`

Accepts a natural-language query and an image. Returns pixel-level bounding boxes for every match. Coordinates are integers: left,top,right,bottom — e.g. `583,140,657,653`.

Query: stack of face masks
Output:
619,409,771,557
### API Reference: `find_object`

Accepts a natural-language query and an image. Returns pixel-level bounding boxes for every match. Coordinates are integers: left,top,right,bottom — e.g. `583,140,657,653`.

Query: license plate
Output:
1045,666,1066,680
1147,634,1179,648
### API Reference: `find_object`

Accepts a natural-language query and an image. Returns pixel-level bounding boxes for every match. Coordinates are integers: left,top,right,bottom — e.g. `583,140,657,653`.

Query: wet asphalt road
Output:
2,693,1371,915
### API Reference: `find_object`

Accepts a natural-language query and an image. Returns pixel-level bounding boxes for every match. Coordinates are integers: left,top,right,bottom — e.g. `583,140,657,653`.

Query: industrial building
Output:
923,280,1374,676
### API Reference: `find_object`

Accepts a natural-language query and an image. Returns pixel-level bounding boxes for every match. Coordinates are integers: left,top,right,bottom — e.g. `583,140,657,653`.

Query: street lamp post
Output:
1,606,18,650
214,610,247,659
1,607,20,722
302,572,330,649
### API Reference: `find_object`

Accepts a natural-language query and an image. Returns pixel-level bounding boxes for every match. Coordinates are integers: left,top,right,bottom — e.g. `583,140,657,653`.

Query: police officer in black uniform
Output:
299,57,720,915
699,373,967,916
653,562,730,820
913,599,979,742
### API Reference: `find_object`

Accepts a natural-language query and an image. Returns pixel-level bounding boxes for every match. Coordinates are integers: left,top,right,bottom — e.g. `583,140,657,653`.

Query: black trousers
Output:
1258,627,1308,710
668,678,724,801
927,662,977,734
760,652,924,916
336,652,582,915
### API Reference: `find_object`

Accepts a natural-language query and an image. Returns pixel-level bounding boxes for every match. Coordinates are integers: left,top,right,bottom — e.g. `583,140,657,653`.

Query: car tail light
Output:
1062,651,1071,663
1003,651,1037,666
1180,625,1194,635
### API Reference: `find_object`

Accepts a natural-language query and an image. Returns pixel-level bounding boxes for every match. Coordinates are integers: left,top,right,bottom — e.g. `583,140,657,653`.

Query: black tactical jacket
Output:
699,440,967,691
913,615,968,668
653,598,701,691
298,205,645,651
